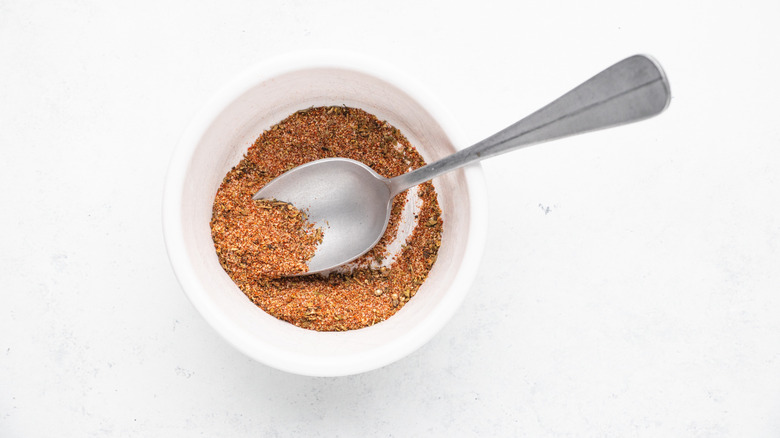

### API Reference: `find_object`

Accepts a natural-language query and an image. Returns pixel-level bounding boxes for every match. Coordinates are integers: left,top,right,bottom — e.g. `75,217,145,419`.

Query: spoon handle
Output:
387,54,671,195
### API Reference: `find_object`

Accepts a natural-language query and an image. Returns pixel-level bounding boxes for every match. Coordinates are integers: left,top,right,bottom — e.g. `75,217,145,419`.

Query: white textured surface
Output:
1,1,779,436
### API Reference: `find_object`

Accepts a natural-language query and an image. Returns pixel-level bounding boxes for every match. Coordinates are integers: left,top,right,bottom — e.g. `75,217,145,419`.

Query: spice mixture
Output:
210,106,443,331
211,197,323,278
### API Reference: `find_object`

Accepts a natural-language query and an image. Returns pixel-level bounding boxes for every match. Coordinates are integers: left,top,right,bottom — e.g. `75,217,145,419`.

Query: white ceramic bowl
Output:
162,51,487,376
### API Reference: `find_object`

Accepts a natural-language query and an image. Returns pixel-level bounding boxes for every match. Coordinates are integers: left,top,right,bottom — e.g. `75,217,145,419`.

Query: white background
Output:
2,1,779,436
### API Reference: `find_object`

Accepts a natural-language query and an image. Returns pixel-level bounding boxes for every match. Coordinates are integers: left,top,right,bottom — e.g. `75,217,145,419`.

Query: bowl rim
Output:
162,49,488,376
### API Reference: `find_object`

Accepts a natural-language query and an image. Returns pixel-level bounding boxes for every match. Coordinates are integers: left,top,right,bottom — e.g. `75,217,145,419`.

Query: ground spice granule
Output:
210,106,443,331
211,197,323,278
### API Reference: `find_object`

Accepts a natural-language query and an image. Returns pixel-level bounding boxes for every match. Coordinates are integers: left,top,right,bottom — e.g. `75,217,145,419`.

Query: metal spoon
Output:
253,54,671,275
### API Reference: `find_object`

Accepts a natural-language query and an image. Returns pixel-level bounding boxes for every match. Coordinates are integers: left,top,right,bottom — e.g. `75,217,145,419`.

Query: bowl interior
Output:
170,63,481,376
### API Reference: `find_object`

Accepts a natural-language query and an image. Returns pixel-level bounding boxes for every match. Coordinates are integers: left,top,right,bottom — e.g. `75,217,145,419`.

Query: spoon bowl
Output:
254,158,393,273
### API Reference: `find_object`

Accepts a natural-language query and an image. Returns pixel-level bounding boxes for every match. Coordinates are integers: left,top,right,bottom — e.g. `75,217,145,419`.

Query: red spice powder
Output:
210,106,443,331
211,197,323,278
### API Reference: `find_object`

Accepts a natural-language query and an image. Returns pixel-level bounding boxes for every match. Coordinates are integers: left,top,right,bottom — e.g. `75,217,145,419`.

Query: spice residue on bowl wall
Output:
210,106,442,331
